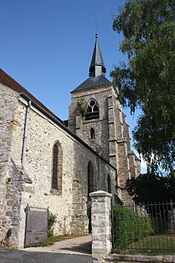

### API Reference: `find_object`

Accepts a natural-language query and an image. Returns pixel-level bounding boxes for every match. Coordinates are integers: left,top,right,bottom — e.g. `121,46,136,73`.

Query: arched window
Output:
52,143,58,189
107,174,111,193
90,128,95,139
51,141,63,194
85,99,99,120
87,161,94,198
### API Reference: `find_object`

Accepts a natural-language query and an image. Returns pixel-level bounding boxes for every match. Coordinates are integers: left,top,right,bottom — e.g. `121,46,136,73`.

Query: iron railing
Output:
112,201,175,254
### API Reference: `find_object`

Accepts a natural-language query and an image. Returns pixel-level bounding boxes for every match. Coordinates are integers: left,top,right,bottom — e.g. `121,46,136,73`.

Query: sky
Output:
0,0,145,170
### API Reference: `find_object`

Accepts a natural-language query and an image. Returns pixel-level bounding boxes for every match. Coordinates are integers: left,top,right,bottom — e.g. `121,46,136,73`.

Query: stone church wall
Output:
0,83,20,246
0,84,116,248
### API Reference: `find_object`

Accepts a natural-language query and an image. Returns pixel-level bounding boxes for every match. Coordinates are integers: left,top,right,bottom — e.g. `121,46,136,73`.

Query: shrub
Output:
151,216,168,234
77,99,88,116
48,212,57,237
112,205,154,249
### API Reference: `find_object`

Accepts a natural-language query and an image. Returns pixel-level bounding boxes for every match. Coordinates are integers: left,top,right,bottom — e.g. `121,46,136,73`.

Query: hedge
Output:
112,205,154,249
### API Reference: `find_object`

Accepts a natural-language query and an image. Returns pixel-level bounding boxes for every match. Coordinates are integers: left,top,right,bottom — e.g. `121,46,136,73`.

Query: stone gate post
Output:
90,190,112,261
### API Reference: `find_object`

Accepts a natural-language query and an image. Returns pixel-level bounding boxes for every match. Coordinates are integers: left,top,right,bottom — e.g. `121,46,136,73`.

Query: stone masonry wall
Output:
109,88,138,204
7,92,116,248
4,160,32,247
0,83,20,246
107,88,132,203
90,191,112,262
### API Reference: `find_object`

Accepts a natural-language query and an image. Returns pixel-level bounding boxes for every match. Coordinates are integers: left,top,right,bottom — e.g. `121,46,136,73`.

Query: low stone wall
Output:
103,254,175,263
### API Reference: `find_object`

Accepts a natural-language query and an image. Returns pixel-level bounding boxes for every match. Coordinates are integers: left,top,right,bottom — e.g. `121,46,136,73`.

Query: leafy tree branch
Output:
111,0,175,171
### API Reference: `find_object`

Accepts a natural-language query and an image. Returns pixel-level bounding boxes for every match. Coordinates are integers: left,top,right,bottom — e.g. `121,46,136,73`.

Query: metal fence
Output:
112,201,175,254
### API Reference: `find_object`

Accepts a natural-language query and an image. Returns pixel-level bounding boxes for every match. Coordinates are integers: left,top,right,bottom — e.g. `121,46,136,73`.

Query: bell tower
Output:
68,34,140,202
68,34,112,159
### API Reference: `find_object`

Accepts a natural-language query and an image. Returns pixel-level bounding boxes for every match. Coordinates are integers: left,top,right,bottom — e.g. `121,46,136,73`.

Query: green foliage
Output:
126,173,175,204
77,99,88,116
48,212,57,237
122,234,175,254
152,216,168,234
112,205,154,249
111,0,175,171
6,229,12,238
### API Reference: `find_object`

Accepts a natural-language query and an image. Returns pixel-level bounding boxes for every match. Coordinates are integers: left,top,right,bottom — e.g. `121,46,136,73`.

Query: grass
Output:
34,233,88,247
114,234,175,254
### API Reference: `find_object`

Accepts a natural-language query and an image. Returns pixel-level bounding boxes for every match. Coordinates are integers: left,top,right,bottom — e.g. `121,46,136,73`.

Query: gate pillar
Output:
90,191,112,261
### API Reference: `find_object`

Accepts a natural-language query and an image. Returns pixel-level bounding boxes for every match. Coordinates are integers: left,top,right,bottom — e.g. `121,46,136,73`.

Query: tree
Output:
111,0,175,171
126,173,175,204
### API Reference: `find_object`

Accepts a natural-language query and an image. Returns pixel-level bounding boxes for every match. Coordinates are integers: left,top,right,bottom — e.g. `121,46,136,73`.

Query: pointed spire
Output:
89,34,106,77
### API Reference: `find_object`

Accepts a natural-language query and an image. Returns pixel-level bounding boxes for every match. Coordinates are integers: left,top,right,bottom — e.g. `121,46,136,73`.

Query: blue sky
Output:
1,0,143,164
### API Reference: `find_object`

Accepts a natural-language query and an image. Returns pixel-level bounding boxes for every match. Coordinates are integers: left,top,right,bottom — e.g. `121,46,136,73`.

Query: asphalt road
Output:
0,247,93,263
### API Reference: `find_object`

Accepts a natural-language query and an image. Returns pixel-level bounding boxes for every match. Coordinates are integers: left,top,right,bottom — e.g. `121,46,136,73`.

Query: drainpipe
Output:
21,100,31,166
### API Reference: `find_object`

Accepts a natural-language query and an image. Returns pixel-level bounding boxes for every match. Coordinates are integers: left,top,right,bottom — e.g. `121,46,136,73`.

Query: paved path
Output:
0,235,96,263
24,234,92,256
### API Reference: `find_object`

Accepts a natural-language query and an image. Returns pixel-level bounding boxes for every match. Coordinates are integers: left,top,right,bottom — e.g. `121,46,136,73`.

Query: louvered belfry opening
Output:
85,99,99,120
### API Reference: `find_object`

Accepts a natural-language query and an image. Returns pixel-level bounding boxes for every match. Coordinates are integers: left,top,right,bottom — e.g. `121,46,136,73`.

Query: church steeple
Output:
89,34,106,77
71,34,111,93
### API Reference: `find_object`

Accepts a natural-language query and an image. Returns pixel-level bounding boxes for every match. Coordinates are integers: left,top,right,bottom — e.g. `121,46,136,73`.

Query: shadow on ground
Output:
0,247,92,263
61,241,92,254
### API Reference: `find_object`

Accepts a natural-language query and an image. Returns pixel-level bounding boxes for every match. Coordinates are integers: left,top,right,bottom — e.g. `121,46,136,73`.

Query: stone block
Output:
6,211,14,217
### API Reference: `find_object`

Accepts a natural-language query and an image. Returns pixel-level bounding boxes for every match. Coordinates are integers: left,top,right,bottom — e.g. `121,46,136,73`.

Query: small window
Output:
85,99,99,120
90,128,95,139
51,141,63,194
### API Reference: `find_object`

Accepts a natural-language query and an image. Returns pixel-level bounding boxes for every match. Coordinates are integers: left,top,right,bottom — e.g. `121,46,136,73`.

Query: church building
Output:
0,35,140,248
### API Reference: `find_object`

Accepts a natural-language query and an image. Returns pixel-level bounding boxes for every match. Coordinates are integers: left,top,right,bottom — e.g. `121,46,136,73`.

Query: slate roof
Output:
89,34,105,69
71,75,112,93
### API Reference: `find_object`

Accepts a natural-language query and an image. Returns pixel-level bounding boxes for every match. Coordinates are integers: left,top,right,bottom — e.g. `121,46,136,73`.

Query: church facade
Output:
0,35,140,248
